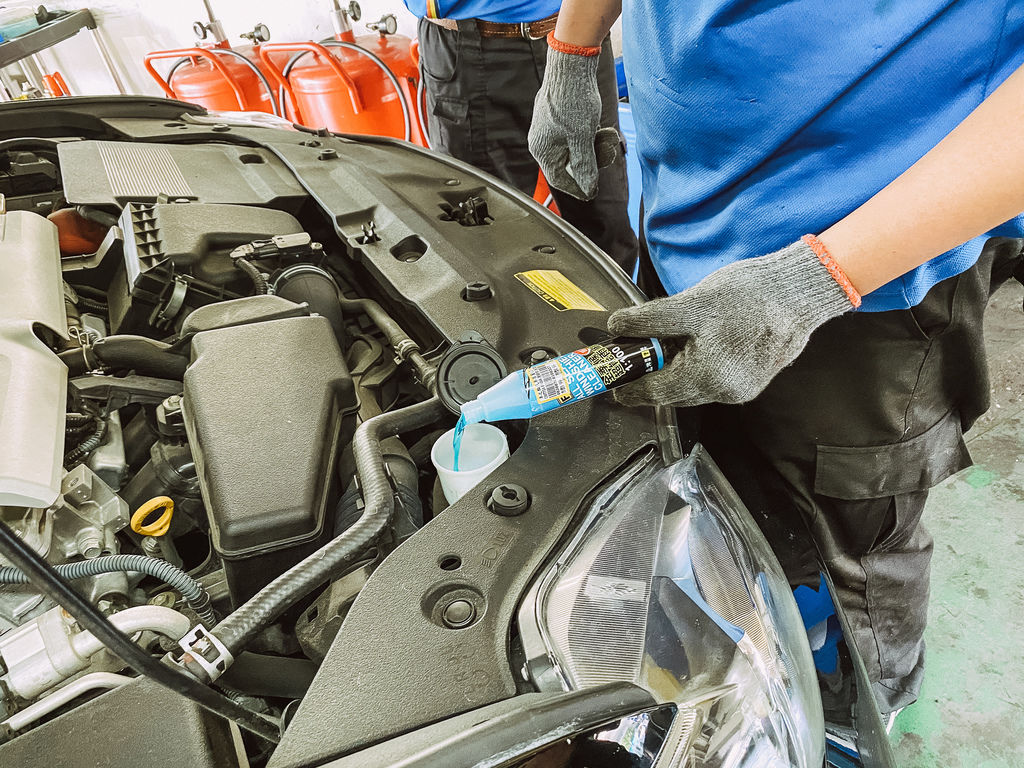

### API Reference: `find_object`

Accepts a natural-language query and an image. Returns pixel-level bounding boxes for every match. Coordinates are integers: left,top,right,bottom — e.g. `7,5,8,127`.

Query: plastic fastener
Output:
488,483,529,516
441,599,476,628
462,281,493,302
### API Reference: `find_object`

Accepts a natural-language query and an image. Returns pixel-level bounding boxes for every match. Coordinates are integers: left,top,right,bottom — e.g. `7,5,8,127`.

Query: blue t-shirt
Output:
623,1,1024,311
404,0,559,22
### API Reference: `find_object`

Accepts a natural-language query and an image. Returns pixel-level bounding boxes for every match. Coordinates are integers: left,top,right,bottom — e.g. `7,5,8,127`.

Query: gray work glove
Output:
608,239,857,407
528,44,622,201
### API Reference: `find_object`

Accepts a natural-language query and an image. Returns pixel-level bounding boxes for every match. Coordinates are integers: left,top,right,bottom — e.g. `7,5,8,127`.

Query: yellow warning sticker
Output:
515,270,605,312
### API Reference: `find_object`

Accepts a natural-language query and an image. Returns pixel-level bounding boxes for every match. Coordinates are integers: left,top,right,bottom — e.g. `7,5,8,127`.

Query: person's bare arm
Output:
552,0,620,47
822,63,1024,295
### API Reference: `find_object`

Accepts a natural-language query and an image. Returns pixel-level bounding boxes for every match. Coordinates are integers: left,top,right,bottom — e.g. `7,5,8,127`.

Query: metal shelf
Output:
0,10,96,69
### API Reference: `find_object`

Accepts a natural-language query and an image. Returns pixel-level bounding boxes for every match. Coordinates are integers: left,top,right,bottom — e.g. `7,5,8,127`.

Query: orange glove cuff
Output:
546,32,601,57
802,234,862,309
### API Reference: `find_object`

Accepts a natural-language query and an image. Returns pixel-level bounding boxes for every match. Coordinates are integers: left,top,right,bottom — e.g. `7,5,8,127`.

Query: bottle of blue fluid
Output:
460,337,664,426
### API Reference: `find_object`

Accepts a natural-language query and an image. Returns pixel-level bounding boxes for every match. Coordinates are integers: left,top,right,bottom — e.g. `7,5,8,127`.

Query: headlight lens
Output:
517,446,824,767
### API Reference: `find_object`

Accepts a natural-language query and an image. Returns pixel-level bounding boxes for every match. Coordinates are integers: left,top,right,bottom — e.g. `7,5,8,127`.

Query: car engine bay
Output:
0,97,674,767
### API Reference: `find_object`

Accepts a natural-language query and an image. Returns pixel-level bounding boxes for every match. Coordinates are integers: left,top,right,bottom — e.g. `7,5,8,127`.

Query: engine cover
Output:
0,211,67,508
183,315,356,605
108,202,305,334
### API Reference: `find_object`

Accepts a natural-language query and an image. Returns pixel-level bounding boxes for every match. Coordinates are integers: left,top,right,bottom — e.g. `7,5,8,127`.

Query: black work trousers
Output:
641,237,1024,713
417,18,639,275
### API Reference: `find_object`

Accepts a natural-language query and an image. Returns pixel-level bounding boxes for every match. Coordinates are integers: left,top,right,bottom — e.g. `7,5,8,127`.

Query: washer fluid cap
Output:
436,332,507,415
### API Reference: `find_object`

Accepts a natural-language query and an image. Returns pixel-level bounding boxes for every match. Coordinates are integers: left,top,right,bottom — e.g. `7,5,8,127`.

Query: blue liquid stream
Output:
452,413,467,472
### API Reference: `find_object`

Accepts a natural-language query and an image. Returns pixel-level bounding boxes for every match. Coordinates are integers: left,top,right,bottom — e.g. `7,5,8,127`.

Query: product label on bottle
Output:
527,359,573,404
525,338,664,411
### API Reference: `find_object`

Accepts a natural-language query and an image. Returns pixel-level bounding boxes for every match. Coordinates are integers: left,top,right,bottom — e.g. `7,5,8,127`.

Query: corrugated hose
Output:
0,555,215,627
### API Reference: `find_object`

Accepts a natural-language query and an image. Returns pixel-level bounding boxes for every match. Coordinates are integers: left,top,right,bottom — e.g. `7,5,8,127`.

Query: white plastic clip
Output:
178,625,233,682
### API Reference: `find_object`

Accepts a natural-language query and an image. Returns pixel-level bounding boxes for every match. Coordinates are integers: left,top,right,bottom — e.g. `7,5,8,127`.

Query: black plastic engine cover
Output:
184,316,356,605
108,202,304,334
0,677,240,768
57,140,307,208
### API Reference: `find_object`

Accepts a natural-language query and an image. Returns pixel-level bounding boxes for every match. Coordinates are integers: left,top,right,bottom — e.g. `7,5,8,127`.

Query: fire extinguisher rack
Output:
0,8,126,100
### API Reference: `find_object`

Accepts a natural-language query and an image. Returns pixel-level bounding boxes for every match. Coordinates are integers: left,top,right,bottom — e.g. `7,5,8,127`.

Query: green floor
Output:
891,281,1024,767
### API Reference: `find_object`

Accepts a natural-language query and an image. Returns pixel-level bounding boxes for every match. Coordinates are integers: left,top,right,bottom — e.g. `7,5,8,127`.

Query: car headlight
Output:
517,446,824,767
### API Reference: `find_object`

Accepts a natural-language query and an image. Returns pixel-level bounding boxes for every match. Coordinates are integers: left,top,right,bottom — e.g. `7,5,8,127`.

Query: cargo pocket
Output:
813,409,970,501
428,95,471,155
812,410,967,687
432,95,469,124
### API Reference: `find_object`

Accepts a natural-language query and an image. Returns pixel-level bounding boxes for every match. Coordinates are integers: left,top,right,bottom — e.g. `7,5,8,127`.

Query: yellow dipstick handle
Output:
131,496,175,537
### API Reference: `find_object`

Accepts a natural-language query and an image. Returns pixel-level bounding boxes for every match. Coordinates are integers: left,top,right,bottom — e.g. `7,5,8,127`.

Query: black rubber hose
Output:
408,428,448,470
65,424,95,439
338,296,436,390
66,423,94,437
0,519,280,743
271,264,434,389
58,348,93,375
0,137,61,157
235,256,269,295
65,412,95,433
0,554,216,627
217,652,317,699
213,396,448,654
77,296,109,314
59,336,189,379
274,266,348,351
74,205,119,229
64,417,107,466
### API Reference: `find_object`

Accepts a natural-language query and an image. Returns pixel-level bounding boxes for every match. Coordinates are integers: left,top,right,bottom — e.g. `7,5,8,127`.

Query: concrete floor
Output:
891,280,1024,767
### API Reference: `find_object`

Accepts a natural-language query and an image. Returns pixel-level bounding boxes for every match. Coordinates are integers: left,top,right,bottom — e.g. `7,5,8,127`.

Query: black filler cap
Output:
436,331,508,415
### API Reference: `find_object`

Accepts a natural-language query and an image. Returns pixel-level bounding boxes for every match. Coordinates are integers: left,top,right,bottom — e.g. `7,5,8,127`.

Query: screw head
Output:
442,599,476,628
141,536,162,556
488,483,529,516
149,591,177,608
76,528,103,559
211,123,231,133
318,148,338,160
530,349,550,364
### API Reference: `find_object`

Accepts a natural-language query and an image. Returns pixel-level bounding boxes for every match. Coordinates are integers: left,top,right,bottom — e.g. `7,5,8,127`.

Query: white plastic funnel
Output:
431,423,510,504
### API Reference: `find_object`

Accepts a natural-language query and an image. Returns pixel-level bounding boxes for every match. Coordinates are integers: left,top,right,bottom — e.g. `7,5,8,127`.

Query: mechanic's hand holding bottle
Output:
459,234,861,419
608,237,862,408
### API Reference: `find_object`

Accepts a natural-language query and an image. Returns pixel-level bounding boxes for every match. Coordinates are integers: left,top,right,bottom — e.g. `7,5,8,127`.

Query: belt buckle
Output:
521,20,545,40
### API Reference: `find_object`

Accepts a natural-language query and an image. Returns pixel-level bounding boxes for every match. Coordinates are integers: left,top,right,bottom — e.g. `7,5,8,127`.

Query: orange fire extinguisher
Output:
144,1,279,115
256,2,428,145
